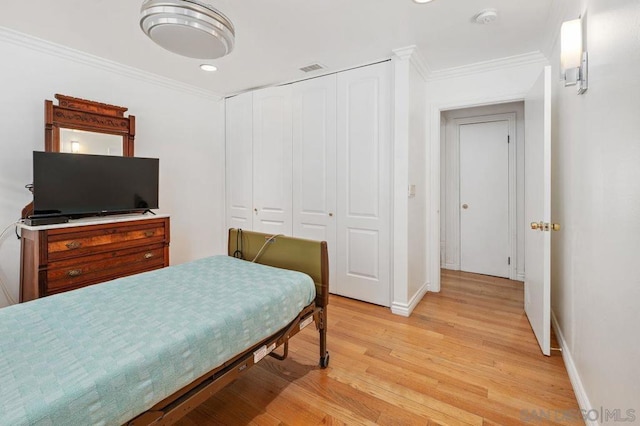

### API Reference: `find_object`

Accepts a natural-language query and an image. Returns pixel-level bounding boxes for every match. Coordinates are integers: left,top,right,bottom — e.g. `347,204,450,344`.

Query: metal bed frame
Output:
128,229,329,425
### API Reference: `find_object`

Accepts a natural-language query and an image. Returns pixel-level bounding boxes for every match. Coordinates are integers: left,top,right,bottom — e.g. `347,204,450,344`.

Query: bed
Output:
0,229,329,425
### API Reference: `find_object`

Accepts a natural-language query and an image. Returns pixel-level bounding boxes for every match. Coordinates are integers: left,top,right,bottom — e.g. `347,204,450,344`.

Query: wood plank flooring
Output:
177,270,580,425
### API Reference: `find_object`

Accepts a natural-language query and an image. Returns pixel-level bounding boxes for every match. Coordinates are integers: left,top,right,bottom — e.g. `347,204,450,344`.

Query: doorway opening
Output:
439,102,525,282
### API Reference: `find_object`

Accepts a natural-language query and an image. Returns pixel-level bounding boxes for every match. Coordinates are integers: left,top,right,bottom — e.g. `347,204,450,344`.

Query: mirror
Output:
22,94,136,219
45,94,135,157
59,129,124,156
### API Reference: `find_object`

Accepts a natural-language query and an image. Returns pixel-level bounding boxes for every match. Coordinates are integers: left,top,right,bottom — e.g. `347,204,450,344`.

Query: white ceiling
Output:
0,0,558,96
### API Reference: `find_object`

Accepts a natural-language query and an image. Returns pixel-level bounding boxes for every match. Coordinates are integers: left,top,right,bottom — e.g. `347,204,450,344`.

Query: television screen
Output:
33,151,159,218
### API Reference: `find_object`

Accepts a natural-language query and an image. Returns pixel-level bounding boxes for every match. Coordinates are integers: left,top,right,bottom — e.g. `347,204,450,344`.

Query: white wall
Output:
407,64,428,301
425,54,548,291
550,0,640,418
0,28,226,308
391,47,429,316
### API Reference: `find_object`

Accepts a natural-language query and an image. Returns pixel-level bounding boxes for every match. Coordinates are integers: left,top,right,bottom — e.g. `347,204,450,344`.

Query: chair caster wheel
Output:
320,352,330,368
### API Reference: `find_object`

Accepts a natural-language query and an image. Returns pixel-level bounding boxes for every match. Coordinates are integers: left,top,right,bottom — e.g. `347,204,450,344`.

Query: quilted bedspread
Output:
0,255,315,425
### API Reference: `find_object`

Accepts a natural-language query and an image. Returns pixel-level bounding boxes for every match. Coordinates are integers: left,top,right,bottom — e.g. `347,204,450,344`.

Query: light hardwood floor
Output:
177,270,581,425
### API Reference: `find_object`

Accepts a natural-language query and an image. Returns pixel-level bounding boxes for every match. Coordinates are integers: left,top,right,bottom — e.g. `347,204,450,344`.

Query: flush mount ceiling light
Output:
140,0,235,59
413,0,435,3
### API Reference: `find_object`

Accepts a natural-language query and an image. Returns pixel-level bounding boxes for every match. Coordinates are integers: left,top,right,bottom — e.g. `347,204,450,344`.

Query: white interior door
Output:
252,85,293,235
459,120,510,278
336,62,391,306
225,92,253,230
524,66,552,356
292,74,337,290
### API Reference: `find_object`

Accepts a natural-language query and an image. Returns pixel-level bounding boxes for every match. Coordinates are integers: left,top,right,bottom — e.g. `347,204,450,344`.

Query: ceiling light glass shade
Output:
560,18,582,71
140,0,235,59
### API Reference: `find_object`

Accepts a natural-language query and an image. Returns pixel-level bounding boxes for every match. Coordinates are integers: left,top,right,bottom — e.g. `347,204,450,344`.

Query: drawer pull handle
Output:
144,231,155,237
144,252,154,259
65,241,82,250
67,269,82,277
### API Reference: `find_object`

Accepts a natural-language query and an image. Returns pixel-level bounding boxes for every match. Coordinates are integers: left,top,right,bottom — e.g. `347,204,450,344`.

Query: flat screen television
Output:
32,151,159,218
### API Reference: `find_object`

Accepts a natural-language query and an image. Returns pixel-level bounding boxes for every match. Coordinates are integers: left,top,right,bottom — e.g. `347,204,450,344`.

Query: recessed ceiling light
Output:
413,0,434,3
200,64,218,72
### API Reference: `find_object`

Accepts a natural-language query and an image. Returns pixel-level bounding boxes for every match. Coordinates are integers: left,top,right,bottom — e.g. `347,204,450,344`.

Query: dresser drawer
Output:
46,245,166,293
20,216,170,302
47,221,167,261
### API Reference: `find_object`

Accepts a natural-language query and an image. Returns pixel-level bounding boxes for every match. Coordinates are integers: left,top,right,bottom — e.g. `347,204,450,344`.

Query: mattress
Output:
0,255,316,426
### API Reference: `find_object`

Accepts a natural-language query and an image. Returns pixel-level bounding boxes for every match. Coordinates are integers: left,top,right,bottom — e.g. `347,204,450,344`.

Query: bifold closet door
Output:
225,92,254,230
252,85,293,235
292,74,337,291
336,62,391,306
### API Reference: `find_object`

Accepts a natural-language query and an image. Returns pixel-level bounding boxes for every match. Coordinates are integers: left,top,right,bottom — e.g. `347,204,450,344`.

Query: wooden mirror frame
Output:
45,94,135,156
22,95,136,219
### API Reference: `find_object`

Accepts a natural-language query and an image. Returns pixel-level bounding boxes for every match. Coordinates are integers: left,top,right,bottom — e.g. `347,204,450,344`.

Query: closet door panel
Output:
252,86,293,235
225,93,253,230
292,74,337,289
336,62,391,306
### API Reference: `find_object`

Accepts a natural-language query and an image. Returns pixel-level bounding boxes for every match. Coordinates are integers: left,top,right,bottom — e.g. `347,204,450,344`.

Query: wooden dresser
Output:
19,215,170,302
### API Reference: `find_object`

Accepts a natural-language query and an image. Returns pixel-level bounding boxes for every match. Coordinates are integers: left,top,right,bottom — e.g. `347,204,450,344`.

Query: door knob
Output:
328,212,334,217
551,223,561,231
530,222,540,230
462,204,469,209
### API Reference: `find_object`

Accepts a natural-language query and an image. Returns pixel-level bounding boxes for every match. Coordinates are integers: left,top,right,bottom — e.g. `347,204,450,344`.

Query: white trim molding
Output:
392,45,431,81
551,310,597,426
391,281,429,317
427,52,548,82
0,27,222,100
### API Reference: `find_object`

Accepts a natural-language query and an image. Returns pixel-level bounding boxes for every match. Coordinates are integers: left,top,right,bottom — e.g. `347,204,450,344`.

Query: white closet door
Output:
336,62,391,306
225,92,253,231
252,85,293,235
292,74,337,290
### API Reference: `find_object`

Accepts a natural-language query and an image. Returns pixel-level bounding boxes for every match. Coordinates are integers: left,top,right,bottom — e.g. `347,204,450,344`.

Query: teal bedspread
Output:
0,255,316,425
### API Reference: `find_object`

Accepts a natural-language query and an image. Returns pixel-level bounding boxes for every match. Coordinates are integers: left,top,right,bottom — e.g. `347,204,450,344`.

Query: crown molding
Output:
392,45,431,81
0,26,222,101
392,45,416,60
427,51,549,81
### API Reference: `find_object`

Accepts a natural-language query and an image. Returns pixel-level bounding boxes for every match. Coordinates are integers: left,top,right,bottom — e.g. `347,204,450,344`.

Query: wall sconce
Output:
561,18,588,94
71,141,80,153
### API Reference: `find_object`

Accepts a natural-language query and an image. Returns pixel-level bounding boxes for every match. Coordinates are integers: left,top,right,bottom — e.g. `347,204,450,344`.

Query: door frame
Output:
444,113,517,280
429,94,529,292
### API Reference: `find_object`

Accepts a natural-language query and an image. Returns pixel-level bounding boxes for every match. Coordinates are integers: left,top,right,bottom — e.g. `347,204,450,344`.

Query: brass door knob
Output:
530,222,540,230
551,223,561,231
462,204,469,209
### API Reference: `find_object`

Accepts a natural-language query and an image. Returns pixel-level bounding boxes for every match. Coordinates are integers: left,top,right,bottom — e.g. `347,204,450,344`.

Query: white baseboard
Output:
391,281,429,317
443,263,459,270
516,272,525,281
551,310,595,426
